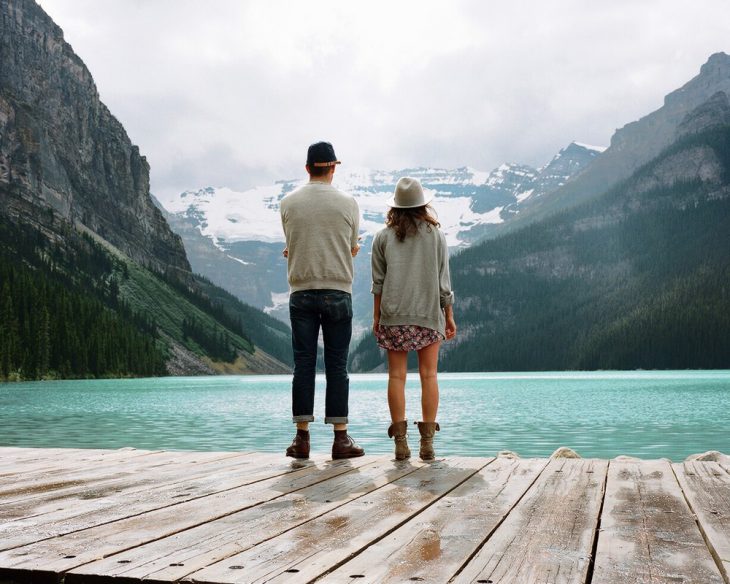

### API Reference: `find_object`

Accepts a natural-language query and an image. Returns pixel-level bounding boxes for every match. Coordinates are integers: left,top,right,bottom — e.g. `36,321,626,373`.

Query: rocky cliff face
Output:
676,91,730,139
0,0,190,275
608,53,730,160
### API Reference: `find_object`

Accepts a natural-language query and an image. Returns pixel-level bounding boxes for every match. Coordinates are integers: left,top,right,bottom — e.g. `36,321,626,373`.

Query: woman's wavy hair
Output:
386,204,440,242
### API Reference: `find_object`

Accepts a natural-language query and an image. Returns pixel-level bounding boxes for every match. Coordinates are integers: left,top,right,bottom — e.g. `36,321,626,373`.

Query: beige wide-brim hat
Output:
386,177,434,208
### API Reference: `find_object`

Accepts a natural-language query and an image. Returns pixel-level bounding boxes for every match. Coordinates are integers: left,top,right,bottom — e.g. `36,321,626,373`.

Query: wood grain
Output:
0,450,248,504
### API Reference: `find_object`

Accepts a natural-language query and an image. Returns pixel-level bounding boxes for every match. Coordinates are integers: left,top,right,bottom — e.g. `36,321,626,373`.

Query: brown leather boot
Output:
332,429,365,459
286,429,310,459
416,421,440,461
388,420,411,460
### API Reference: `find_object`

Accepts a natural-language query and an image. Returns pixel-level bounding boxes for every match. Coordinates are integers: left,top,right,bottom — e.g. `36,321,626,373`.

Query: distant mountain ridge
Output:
159,141,602,333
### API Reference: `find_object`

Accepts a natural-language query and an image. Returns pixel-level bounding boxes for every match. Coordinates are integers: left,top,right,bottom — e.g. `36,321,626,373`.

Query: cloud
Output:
38,0,730,194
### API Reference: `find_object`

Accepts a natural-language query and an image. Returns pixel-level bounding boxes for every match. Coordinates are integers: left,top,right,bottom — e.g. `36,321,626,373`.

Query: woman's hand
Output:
372,319,380,336
445,316,457,340
282,247,288,258
444,305,457,340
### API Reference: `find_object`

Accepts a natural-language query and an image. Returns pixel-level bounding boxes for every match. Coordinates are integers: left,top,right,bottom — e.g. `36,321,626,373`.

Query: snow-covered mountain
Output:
157,142,604,334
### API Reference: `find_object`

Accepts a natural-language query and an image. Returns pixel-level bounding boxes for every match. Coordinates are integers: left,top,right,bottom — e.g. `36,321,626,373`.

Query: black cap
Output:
306,141,341,167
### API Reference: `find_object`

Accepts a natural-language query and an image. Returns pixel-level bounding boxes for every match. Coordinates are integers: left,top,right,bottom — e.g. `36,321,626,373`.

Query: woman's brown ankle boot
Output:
416,421,440,460
388,420,411,460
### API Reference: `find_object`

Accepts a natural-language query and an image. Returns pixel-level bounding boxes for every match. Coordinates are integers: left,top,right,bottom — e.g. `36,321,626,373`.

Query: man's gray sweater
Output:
371,222,454,336
281,181,360,294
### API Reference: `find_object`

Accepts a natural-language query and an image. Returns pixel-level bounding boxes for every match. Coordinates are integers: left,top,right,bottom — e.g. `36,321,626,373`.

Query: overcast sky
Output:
38,0,730,201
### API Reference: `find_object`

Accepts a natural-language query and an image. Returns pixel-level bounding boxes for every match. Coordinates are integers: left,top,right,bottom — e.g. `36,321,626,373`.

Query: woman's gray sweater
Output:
371,221,454,336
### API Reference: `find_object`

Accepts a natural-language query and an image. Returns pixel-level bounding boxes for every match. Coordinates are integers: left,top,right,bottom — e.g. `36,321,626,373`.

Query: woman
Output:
371,177,456,460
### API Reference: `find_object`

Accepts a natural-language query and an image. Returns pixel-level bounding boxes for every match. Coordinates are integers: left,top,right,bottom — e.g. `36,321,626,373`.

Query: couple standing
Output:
280,141,456,462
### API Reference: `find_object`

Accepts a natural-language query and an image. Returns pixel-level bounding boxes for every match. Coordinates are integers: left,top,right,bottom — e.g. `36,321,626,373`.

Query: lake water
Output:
1,371,728,461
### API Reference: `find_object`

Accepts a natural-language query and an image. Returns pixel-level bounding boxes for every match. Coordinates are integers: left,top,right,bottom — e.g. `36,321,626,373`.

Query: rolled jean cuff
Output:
292,415,315,423
324,416,348,425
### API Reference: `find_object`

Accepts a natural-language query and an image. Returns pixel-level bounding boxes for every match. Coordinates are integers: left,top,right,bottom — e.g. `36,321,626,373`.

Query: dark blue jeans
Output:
289,289,352,424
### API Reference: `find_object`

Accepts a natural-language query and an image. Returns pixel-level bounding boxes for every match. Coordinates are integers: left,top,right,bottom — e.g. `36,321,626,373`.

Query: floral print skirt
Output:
375,324,445,352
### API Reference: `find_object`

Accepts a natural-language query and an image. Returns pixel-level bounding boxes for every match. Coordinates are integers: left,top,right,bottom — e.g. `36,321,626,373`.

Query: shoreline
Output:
3,367,730,383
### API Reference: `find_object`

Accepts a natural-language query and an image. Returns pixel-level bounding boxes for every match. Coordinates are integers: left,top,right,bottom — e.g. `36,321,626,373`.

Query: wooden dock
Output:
0,447,728,584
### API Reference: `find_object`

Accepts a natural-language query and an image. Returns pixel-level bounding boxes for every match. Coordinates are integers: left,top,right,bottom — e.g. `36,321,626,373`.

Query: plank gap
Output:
583,458,611,584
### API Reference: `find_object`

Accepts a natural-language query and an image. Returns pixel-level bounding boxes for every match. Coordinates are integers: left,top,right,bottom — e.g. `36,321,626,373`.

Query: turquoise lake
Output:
1,371,728,460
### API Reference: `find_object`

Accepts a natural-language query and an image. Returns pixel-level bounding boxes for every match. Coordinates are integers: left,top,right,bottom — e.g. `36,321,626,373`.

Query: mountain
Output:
158,142,601,335
350,90,730,372
492,52,730,237
0,0,291,379
0,0,188,276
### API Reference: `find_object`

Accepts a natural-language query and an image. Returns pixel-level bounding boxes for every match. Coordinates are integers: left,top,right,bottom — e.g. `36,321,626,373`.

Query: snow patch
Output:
573,141,607,153
515,189,535,203
226,254,251,266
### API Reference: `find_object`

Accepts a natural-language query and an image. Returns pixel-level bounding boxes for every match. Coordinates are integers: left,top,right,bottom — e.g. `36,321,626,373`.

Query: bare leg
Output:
387,350,408,423
417,341,440,422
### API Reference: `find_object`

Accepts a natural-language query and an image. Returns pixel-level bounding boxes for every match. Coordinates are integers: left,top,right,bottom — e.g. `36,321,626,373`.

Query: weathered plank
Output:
0,447,45,456
187,456,490,584
319,457,548,583
0,455,380,579
66,457,426,583
451,458,607,584
592,459,724,584
0,452,350,550
673,460,730,581
0,447,160,476
0,450,249,503
0,447,129,464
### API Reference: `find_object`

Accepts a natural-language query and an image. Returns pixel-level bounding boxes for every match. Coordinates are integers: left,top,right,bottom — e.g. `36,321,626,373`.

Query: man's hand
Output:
282,247,288,258
351,235,362,257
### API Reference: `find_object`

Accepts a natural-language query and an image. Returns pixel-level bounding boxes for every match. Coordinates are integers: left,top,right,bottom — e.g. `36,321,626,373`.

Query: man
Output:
280,141,364,459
